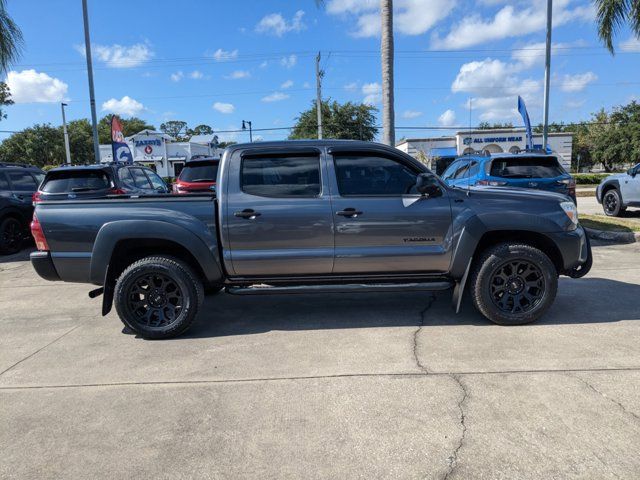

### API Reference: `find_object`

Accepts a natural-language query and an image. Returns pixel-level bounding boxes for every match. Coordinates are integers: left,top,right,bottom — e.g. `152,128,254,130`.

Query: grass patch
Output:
576,190,595,197
573,173,611,185
580,214,640,232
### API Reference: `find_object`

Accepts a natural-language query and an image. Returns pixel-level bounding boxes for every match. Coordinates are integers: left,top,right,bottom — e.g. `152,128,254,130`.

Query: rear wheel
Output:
469,243,557,325
0,217,23,255
114,256,204,339
603,188,625,217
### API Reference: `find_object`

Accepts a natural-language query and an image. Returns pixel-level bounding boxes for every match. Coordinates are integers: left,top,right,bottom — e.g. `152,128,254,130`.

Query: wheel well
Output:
472,230,564,273
107,238,208,285
601,183,618,195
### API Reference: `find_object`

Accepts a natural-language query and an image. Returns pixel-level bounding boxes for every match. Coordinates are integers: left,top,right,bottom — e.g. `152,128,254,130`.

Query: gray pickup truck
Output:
31,140,592,339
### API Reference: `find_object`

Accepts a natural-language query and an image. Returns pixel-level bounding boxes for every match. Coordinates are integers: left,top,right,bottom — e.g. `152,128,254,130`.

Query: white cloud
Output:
344,82,359,92
101,96,145,116
256,10,306,36
190,70,205,80
402,110,423,119
558,71,597,92
225,70,251,80
262,92,290,102
362,82,382,105
89,43,153,68
170,71,184,82
281,79,294,89
213,102,235,114
280,54,297,68
620,36,640,52
438,109,456,126
5,69,68,103
326,0,454,37
260,61,269,69
431,0,593,49
211,48,239,61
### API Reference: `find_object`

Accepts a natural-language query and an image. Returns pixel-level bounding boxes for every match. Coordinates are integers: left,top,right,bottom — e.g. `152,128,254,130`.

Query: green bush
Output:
573,173,610,185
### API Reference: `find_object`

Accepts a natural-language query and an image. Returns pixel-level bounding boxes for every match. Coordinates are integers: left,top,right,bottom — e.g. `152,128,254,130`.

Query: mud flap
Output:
452,257,472,313
568,234,592,279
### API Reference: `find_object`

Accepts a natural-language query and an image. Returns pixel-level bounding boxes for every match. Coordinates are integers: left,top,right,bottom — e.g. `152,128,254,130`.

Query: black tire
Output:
0,216,23,255
602,188,625,217
114,256,204,339
469,243,557,326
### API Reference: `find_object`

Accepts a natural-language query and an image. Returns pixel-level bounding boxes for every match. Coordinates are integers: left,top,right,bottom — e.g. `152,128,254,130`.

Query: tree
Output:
289,99,378,141
188,124,214,136
381,0,395,146
0,124,65,166
160,120,188,140
593,0,640,53
0,81,12,120
588,101,640,171
97,115,154,144
0,0,23,73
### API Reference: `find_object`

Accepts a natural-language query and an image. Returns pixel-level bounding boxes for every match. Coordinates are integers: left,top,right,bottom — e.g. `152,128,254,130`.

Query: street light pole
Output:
81,0,100,164
61,103,71,164
242,120,253,142
542,0,553,150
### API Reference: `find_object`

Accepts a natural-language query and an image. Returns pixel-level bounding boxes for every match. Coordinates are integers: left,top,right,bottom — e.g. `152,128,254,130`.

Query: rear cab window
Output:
41,170,111,193
490,156,566,179
241,154,321,197
7,170,38,191
179,160,220,183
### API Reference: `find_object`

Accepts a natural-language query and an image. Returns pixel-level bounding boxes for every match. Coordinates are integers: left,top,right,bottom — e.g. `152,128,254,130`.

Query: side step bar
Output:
226,281,454,296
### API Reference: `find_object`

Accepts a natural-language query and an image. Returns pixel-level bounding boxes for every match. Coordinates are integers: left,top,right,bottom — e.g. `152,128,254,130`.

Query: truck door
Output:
223,148,334,276
621,163,640,203
329,149,453,274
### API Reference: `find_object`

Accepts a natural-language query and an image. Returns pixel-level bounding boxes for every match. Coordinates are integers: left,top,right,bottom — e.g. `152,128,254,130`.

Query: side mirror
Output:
415,172,442,197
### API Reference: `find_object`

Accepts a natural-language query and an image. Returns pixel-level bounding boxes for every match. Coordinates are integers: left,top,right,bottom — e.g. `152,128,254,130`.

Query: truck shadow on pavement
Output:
0,246,33,264
181,277,640,339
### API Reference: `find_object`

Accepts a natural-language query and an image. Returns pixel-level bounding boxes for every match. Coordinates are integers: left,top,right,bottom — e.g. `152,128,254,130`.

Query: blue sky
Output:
2,0,639,143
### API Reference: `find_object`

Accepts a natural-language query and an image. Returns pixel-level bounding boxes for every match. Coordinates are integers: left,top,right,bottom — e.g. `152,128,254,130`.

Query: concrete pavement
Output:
1,242,639,479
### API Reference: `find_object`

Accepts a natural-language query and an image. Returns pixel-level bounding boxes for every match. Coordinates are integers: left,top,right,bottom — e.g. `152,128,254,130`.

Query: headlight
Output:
560,201,578,226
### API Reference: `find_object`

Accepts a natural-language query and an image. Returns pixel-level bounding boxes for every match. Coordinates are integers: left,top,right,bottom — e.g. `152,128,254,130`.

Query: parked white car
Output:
596,163,640,216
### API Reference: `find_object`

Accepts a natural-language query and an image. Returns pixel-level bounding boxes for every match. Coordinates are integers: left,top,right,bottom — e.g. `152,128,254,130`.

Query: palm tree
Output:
380,0,395,146
0,0,23,73
593,0,640,53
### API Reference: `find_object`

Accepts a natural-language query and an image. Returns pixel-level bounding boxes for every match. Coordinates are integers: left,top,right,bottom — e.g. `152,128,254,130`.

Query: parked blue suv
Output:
441,152,576,202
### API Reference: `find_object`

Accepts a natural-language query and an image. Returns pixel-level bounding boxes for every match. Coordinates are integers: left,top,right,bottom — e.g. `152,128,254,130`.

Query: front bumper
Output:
547,225,592,278
30,251,61,281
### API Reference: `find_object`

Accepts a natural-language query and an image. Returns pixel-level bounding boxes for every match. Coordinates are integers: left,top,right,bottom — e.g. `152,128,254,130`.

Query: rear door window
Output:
41,170,111,193
241,155,321,197
490,156,565,178
145,170,167,191
7,170,38,191
130,168,153,189
118,167,136,189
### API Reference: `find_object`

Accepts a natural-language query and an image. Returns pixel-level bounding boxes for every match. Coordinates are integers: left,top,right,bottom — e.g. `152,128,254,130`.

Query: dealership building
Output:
99,129,224,178
396,129,573,173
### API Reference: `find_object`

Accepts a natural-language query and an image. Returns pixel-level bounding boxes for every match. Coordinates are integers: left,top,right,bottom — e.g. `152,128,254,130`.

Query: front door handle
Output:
336,208,363,218
234,209,261,219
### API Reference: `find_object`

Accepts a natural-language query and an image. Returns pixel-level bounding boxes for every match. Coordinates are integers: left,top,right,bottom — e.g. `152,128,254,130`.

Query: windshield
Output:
41,170,111,193
179,161,219,182
490,156,565,179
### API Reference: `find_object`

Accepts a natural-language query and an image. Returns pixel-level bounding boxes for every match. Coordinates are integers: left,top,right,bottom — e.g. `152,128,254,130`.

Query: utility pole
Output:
316,51,323,139
542,0,552,150
82,0,100,164
61,103,71,164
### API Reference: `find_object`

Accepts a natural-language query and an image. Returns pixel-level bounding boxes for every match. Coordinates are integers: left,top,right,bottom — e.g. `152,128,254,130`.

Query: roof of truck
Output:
226,139,403,152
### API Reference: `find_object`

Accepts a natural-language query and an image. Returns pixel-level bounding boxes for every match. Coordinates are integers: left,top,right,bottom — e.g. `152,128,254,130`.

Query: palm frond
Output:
0,0,24,73
630,0,640,37
594,0,630,53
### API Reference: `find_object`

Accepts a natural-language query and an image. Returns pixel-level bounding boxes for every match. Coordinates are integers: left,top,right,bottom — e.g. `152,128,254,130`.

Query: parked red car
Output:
173,157,219,194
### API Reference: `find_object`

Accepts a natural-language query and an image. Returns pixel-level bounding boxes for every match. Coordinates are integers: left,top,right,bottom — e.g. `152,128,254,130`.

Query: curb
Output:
584,227,639,244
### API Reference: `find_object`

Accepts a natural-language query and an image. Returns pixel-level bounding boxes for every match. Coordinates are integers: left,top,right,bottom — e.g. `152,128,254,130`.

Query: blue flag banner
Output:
517,96,534,151
111,115,134,164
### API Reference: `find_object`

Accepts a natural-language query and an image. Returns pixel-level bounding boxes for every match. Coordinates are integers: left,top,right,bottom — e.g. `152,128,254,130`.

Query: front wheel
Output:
469,243,557,325
603,189,625,217
114,256,204,339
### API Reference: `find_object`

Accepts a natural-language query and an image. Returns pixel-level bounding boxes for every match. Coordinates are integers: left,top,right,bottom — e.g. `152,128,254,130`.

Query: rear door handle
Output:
336,208,363,218
234,209,261,219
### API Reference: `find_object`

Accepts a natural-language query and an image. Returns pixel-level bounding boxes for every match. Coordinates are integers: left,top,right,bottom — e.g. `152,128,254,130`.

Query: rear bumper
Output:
30,251,61,281
547,225,592,277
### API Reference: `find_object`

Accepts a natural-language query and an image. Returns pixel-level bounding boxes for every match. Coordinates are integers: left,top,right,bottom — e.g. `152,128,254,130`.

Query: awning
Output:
429,147,457,158
168,156,187,161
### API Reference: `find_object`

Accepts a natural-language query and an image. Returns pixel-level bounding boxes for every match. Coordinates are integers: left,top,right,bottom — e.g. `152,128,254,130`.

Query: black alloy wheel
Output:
126,272,184,328
603,189,624,217
0,217,23,254
489,260,545,314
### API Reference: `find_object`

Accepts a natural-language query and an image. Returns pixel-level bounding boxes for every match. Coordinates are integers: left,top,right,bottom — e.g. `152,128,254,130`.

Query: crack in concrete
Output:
412,295,436,374
443,374,468,480
571,373,640,423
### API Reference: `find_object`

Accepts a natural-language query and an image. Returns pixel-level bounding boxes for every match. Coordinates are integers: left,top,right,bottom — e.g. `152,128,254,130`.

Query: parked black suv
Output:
0,162,45,254
35,163,169,203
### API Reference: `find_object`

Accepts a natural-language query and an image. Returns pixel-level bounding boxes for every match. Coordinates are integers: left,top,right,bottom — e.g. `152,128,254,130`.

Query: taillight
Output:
32,191,42,204
558,178,576,195
109,188,126,195
30,213,49,251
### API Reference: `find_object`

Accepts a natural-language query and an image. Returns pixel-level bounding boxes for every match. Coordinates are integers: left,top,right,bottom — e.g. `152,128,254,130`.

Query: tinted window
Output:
179,161,219,182
334,155,418,196
118,167,136,189
145,170,167,190
0,173,9,190
131,168,152,189
31,172,45,186
490,156,565,178
241,156,320,197
7,170,39,191
442,160,463,180
41,170,110,193
452,160,479,180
